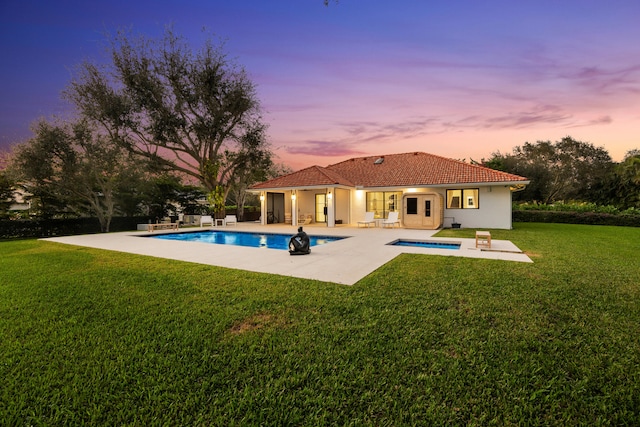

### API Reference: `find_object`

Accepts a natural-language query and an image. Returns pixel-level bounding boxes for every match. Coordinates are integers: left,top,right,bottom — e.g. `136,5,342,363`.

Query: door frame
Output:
315,193,327,223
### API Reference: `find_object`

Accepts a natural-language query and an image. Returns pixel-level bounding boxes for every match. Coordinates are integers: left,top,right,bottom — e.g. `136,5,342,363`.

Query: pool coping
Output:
142,228,350,250
43,223,532,285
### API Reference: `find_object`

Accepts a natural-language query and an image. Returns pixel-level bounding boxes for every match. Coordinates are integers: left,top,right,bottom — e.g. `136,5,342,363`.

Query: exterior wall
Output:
352,185,514,229
443,185,513,229
297,191,316,223
335,188,350,225
262,184,514,229
351,189,368,224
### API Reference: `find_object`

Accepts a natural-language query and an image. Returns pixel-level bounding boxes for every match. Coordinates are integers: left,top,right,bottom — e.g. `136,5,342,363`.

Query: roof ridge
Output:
315,165,354,186
327,151,454,166
329,151,524,175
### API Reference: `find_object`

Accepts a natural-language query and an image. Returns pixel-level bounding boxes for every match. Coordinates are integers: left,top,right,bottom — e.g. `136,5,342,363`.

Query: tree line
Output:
482,136,640,211
0,29,286,231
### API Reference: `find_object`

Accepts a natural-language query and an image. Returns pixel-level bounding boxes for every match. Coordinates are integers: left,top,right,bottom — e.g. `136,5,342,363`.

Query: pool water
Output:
147,230,346,250
390,239,461,250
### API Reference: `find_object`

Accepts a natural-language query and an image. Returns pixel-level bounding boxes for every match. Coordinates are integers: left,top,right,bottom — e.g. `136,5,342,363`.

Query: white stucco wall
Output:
442,185,513,229
267,184,514,229
351,189,368,224
335,188,350,224
349,185,514,229
297,192,315,221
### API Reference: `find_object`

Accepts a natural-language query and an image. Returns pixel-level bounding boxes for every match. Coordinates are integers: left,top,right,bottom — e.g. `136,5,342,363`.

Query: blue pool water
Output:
390,240,461,250
147,230,346,250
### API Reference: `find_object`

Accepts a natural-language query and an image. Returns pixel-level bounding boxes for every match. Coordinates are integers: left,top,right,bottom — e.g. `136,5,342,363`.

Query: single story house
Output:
249,152,529,229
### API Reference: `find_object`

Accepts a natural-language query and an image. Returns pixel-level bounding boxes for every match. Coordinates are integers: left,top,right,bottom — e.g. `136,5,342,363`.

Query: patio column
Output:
259,192,266,225
291,190,298,226
327,189,335,227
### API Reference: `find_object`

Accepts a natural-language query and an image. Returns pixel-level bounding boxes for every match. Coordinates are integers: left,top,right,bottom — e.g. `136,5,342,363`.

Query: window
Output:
366,191,403,218
406,197,418,215
446,189,479,209
425,200,431,217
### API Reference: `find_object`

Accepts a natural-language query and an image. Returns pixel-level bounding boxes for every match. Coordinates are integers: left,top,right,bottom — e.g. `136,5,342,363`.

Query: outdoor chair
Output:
200,215,213,227
358,211,376,227
382,211,400,228
224,215,237,226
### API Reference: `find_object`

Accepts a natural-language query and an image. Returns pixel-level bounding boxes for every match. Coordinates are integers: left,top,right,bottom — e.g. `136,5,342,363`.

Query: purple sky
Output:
1,1,639,170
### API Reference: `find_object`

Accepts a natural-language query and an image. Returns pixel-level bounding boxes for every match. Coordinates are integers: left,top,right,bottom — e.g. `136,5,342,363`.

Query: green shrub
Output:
0,217,152,240
514,201,623,214
513,210,640,227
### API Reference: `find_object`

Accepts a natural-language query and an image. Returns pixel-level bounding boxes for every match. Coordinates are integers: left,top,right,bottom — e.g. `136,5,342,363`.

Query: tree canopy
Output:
484,136,614,203
610,150,640,209
9,119,145,232
0,171,15,218
65,28,273,201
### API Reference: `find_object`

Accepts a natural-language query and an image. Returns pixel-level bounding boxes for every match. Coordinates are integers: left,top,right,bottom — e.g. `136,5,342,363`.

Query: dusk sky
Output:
1,1,639,170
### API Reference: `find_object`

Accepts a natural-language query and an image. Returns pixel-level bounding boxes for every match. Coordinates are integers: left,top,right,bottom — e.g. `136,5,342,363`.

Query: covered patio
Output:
256,187,351,227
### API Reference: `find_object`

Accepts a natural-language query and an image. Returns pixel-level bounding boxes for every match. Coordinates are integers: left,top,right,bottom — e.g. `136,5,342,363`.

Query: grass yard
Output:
1,223,639,425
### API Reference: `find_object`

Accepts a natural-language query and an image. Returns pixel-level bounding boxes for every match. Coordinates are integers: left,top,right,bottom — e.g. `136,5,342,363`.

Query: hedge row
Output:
0,217,152,240
513,210,640,227
0,209,262,240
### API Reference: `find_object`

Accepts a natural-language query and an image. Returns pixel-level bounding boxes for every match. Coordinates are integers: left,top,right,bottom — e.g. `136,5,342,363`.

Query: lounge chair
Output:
200,215,213,227
358,211,376,228
284,212,292,224
224,214,237,226
382,211,400,228
302,215,313,225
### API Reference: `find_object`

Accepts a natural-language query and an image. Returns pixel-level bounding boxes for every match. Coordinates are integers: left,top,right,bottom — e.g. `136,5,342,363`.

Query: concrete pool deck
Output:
44,223,532,285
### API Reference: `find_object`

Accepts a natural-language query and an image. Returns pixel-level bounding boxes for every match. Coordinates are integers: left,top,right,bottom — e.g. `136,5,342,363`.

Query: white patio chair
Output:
224,215,237,226
382,211,400,228
200,215,214,227
357,211,376,227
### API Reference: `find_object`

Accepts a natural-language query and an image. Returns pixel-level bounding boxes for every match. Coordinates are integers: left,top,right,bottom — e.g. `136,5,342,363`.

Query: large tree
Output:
65,28,272,207
0,170,15,218
611,150,640,209
10,119,143,232
484,137,613,204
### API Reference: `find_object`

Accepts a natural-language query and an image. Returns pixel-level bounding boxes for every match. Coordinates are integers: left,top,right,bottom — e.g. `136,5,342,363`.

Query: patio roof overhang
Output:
248,184,354,193
249,180,530,193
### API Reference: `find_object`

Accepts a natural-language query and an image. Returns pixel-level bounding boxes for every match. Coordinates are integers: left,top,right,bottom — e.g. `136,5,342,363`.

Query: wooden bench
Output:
475,231,491,248
147,222,179,232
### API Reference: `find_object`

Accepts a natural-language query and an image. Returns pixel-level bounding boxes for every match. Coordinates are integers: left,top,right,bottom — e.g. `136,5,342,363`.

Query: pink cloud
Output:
285,140,366,157
567,115,613,128
562,64,640,94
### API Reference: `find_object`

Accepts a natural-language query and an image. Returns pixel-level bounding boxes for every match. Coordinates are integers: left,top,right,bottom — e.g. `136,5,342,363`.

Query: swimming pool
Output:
389,239,461,250
146,230,347,250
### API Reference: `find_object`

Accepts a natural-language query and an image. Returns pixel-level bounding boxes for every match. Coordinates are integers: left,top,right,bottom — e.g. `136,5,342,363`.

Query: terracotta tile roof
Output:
251,165,355,189
251,152,528,189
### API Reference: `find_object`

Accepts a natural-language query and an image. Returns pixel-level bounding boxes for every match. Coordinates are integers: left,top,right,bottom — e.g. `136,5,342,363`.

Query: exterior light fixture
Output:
260,194,265,202
327,192,332,200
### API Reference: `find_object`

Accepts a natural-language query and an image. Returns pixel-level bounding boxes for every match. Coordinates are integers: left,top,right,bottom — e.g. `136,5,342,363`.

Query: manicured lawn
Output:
1,223,639,425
